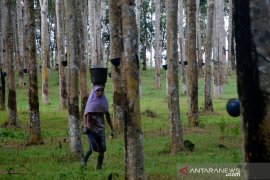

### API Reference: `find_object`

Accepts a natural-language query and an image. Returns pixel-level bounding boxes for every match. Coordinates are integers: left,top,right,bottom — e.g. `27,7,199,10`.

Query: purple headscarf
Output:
84,85,109,113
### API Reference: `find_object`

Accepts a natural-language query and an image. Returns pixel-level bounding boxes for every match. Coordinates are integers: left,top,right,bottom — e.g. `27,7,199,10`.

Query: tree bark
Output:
186,0,199,126
178,0,187,96
89,0,96,66
0,0,5,111
121,0,145,179
166,0,185,154
56,0,68,109
136,0,141,61
77,0,89,119
95,0,104,67
135,0,142,96
16,0,25,87
109,0,124,131
234,0,270,178
64,0,83,156
203,0,214,112
3,0,19,127
24,0,43,144
213,0,225,97
196,0,203,77
227,0,234,75
154,0,161,89
40,0,49,105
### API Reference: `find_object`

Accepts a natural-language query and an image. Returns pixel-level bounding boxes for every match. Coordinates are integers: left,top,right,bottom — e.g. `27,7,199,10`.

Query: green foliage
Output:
218,118,226,134
0,128,28,140
0,69,242,179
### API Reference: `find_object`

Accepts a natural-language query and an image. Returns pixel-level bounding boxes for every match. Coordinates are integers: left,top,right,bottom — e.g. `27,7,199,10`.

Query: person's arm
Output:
105,111,114,138
105,111,114,131
83,113,90,134
83,112,88,127
83,112,94,134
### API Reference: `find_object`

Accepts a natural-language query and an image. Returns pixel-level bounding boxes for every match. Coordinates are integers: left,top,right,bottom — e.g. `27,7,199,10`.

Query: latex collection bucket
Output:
90,68,108,85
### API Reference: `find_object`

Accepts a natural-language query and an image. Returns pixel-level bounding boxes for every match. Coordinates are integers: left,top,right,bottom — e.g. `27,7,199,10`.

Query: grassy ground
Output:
0,69,242,179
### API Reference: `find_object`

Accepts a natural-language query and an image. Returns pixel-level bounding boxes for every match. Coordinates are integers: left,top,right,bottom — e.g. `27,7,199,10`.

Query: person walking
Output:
81,84,114,169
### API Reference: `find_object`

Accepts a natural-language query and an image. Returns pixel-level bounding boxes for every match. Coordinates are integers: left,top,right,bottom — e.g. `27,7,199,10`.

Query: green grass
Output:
0,69,242,179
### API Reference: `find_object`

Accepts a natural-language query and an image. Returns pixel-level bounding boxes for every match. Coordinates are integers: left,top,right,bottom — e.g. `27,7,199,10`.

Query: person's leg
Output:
96,152,104,169
81,133,96,166
81,149,92,166
96,133,106,169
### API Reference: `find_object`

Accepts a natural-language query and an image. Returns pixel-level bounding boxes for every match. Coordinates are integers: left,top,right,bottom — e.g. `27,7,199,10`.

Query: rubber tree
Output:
0,0,5,111
121,0,145,178
55,0,68,109
154,0,161,89
186,0,199,126
40,0,49,104
16,0,25,87
203,0,214,112
76,0,89,118
166,0,185,154
178,0,187,96
234,0,270,178
109,0,124,131
64,0,83,156
24,0,43,144
3,0,19,127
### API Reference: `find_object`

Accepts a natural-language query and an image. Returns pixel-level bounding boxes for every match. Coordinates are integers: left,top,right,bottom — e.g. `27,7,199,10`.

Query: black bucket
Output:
162,64,167,70
61,61,67,66
90,68,108,84
110,58,120,67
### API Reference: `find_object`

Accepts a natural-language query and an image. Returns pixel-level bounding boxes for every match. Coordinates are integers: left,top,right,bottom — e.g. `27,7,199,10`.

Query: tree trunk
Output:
89,0,96,66
196,0,203,77
77,0,89,119
101,0,107,63
186,0,199,126
141,7,147,71
3,0,19,127
49,15,57,69
178,0,187,96
234,0,270,178
109,0,124,131
89,0,104,67
136,0,141,61
154,0,161,89
227,0,233,75
64,0,83,156
213,0,225,97
56,0,68,109
96,0,104,67
166,0,185,154
24,0,43,144
121,1,145,179
149,0,153,69
0,0,5,111
204,0,214,112
40,0,49,104
135,0,142,96
16,0,25,87
181,65,188,96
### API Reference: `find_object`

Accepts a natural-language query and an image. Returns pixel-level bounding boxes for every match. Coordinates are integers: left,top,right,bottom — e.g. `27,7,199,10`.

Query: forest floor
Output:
0,69,242,179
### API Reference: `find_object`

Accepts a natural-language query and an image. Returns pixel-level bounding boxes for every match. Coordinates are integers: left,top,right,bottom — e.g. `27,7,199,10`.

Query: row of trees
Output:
1,0,269,179
0,0,144,178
